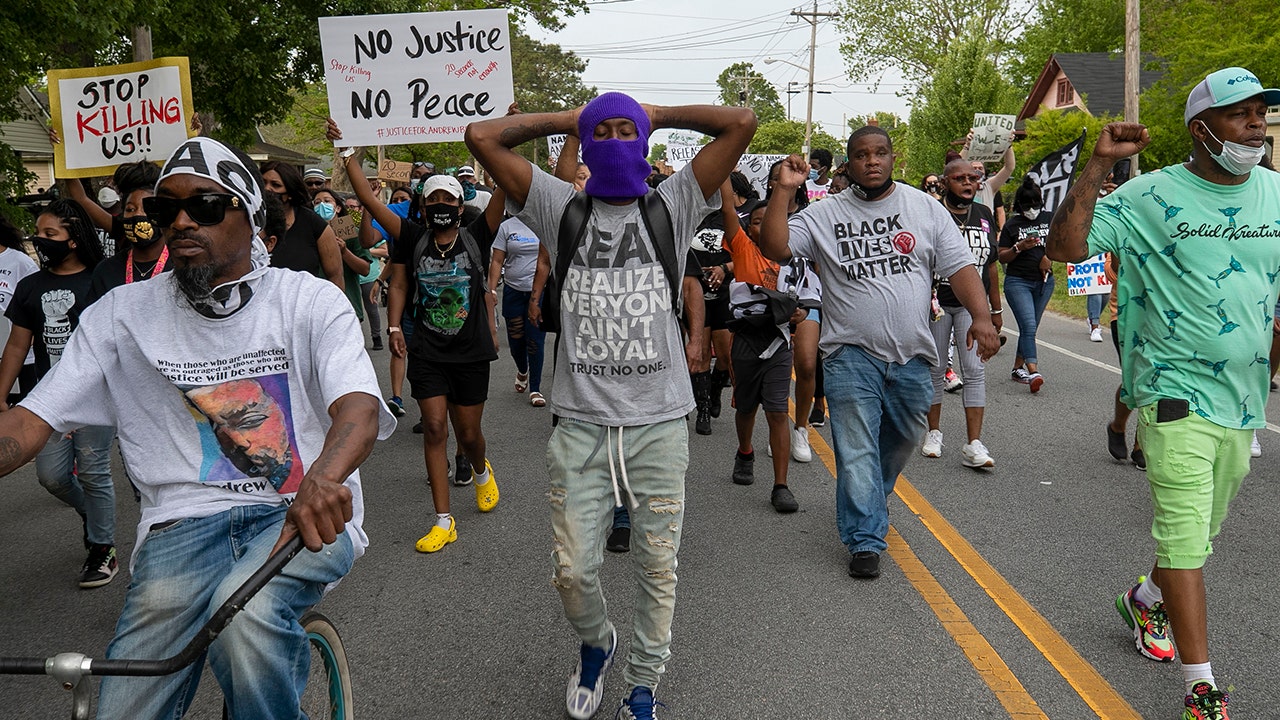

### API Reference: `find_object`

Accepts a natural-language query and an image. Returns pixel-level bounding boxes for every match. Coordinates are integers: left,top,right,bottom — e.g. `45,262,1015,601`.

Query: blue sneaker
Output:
566,628,616,719
616,686,665,720
386,396,406,418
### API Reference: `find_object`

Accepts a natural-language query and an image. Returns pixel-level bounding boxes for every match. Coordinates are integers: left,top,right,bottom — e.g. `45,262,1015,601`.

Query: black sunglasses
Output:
144,193,246,228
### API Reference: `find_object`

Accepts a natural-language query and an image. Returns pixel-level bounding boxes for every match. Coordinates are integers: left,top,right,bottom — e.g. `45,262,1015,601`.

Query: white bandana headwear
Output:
156,136,271,270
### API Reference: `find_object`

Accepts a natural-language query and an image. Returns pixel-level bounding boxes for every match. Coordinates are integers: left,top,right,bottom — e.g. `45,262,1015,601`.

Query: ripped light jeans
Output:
35,424,116,545
547,417,687,690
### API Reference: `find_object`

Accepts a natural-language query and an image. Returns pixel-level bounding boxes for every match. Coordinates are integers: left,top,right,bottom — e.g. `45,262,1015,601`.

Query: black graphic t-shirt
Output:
998,211,1053,281
936,203,997,307
690,216,732,301
391,213,498,364
6,268,94,378
86,252,172,305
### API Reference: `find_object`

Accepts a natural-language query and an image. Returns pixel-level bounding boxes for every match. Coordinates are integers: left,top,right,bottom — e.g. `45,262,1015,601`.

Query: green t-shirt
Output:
1088,163,1280,429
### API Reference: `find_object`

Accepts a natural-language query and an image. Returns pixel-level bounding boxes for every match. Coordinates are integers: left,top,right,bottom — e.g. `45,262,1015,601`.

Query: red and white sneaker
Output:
1115,581,1175,662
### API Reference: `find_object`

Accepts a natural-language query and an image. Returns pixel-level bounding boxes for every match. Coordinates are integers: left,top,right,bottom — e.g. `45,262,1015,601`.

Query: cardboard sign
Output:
969,113,1016,163
329,214,361,241
737,153,790,198
319,9,515,146
1066,253,1111,296
377,159,413,183
48,57,195,178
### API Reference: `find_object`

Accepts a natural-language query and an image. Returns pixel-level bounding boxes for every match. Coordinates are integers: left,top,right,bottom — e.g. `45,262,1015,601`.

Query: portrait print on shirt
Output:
179,372,304,495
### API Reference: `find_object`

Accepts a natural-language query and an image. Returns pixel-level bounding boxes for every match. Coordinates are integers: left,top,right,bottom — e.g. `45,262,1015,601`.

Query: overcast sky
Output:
526,0,912,145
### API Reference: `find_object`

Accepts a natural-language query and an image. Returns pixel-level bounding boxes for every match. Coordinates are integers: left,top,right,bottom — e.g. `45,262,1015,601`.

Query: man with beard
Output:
759,126,1000,580
466,94,755,720
0,136,395,718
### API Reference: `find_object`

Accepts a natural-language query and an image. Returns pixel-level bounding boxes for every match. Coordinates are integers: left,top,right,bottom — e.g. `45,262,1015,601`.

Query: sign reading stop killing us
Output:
319,9,515,146
48,57,195,178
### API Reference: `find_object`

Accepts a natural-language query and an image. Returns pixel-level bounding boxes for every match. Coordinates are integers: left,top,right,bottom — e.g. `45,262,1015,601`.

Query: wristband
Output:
990,309,1003,315
388,327,402,334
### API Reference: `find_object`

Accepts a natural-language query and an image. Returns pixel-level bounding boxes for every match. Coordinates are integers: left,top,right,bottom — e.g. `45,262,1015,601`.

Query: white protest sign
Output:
1066,253,1111,296
665,145,699,170
969,113,1016,163
48,57,195,179
737,154,790,198
319,9,515,146
548,134,567,160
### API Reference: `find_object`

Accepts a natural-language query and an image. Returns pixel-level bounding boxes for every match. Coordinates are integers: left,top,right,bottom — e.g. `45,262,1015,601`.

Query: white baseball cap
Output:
420,174,463,200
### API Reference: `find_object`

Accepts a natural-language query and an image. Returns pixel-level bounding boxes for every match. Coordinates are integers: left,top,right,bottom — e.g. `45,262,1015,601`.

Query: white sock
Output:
473,463,491,485
1182,661,1214,695
434,513,452,529
1135,576,1163,606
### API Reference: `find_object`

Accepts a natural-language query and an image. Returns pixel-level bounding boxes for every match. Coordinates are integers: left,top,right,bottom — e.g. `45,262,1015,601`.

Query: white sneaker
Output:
791,426,812,463
921,430,943,458
962,439,995,468
1251,431,1262,458
1090,327,1103,343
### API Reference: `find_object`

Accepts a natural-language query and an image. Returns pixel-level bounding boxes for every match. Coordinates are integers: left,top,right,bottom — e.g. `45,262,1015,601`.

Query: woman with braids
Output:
0,198,117,588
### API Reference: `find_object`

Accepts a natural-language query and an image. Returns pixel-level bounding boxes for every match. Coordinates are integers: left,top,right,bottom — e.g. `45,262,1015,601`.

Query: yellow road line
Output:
793,401,1139,719
892,478,1140,719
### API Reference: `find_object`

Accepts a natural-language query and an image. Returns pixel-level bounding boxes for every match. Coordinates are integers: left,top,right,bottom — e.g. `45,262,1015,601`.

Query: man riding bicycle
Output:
0,137,394,718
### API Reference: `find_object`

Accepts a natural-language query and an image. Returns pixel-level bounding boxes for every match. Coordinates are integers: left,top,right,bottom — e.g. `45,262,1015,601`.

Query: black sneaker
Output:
606,526,631,553
79,544,118,589
412,421,423,434
808,406,826,428
371,337,383,351
848,551,881,579
453,454,473,486
770,485,799,513
732,451,754,485
386,396,406,418
1107,423,1128,461
1131,447,1147,471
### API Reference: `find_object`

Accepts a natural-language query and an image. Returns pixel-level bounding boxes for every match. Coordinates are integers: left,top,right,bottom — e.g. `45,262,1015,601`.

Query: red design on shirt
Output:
892,232,916,255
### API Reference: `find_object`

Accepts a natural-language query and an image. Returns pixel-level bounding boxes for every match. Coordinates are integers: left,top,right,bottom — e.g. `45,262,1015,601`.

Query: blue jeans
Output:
502,285,547,393
1003,275,1055,365
1087,290,1105,325
547,418,687,689
35,424,116,545
823,345,933,555
97,504,354,720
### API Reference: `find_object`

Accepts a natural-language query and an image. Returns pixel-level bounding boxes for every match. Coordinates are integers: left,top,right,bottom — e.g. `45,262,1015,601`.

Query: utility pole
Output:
1124,0,1140,176
791,1,839,161
729,72,754,108
132,27,153,62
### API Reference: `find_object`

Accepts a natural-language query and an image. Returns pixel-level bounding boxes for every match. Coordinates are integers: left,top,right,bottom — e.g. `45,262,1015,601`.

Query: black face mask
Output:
31,236,74,268
121,215,161,249
846,172,895,201
424,202,459,231
945,189,973,209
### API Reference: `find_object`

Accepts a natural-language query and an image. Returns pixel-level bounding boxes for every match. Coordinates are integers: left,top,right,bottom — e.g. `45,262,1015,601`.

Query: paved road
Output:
1,308,1277,719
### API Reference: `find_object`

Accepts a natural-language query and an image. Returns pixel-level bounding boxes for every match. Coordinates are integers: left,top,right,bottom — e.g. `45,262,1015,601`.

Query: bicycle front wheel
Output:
299,611,353,720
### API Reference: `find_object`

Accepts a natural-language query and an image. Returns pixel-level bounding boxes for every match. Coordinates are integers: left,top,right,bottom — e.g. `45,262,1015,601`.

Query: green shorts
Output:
1136,403,1251,570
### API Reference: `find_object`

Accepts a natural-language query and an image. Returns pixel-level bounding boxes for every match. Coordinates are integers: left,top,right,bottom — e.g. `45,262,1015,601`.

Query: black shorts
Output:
731,339,793,414
704,293,731,331
407,356,490,405
1110,320,1121,364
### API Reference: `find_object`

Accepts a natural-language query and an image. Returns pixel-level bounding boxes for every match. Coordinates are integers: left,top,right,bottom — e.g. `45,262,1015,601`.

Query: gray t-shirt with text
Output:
787,184,974,365
511,164,717,426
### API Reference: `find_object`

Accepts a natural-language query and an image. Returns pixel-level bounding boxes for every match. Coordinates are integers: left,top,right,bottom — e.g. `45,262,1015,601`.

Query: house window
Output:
1056,79,1075,107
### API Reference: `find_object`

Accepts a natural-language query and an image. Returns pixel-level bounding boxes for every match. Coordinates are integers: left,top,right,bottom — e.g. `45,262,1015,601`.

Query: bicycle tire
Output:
300,611,353,720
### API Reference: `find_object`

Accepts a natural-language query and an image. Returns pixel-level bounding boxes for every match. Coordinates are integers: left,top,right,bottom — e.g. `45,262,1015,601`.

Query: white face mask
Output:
1022,208,1040,220
1201,123,1266,175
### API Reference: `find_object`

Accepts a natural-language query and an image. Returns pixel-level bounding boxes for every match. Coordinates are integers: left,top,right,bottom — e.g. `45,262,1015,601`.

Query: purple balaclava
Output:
577,92,652,200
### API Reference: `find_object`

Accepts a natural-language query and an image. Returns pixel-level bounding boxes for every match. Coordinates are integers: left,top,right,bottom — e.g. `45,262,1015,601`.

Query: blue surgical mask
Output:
313,202,336,221
808,169,819,182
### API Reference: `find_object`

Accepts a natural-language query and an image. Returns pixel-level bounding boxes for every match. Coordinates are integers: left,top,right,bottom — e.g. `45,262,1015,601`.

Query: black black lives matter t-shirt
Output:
6,268,93,378
390,213,498,364
936,203,997,307
998,211,1054,281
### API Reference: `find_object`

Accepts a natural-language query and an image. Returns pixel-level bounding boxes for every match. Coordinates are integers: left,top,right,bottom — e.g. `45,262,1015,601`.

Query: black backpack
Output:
541,190,681,335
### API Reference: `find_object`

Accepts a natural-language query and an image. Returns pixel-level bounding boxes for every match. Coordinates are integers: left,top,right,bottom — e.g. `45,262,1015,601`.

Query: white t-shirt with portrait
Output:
20,269,397,567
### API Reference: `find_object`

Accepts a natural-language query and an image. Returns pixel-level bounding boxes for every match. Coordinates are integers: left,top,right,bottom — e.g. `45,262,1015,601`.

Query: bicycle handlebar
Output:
0,534,305,678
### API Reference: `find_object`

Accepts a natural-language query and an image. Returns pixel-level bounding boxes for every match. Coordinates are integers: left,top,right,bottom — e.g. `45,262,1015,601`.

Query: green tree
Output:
904,33,1021,181
1012,108,1115,188
748,120,842,157
714,63,785,124
1004,0,1126,90
648,143,667,165
1136,0,1280,170
834,1,1020,86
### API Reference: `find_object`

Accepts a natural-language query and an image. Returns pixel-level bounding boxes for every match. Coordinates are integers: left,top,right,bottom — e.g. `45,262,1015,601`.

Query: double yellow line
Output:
802,420,1139,718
